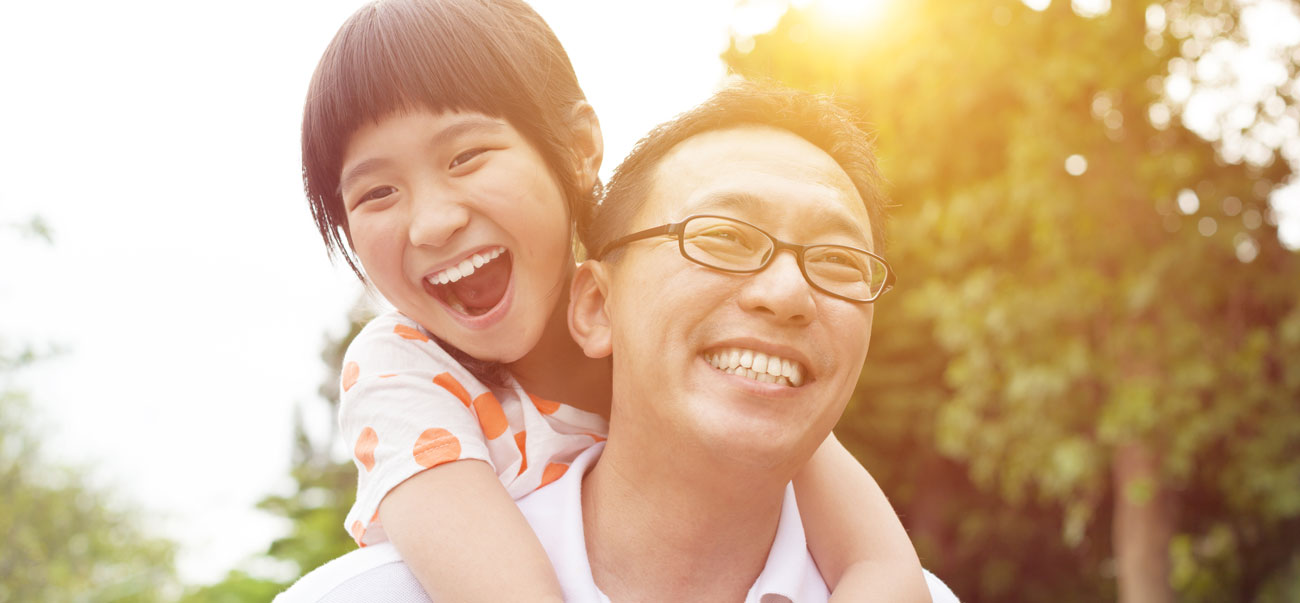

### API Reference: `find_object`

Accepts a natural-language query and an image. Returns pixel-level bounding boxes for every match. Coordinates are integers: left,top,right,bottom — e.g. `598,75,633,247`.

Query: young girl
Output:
301,1,928,601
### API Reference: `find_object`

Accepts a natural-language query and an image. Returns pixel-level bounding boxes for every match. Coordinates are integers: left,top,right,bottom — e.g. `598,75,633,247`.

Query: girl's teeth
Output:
428,247,505,285
739,350,754,369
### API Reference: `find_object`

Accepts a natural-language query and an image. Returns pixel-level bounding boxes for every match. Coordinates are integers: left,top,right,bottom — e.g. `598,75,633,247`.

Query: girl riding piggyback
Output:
300,0,929,601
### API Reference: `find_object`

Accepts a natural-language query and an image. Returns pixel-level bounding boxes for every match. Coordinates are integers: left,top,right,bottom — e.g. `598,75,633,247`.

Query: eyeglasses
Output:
596,214,896,303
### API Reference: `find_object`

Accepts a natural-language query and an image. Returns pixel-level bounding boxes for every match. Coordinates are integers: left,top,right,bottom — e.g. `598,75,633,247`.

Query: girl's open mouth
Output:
423,247,513,317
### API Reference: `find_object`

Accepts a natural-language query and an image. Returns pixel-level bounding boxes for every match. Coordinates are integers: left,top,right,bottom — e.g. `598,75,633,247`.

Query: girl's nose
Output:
407,193,470,248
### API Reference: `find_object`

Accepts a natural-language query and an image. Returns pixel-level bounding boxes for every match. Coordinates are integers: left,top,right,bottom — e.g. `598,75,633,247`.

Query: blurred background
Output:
2,0,1298,601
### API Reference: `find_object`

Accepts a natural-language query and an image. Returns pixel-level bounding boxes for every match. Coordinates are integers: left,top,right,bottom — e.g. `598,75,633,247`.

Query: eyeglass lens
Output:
679,216,887,301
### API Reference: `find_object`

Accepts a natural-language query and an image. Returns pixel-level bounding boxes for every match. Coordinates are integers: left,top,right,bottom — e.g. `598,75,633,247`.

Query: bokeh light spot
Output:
1198,216,1218,236
1148,103,1172,129
1103,109,1124,130
1146,4,1166,32
1222,196,1242,216
1243,209,1263,229
1065,154,1088,176
1072,0,1111,18
1177,189,1201,214
1234,232,1259,262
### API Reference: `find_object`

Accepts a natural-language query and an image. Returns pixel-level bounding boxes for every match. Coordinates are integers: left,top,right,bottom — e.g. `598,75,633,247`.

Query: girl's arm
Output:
793,433,932,603
379,460,564,603
337,313,565,602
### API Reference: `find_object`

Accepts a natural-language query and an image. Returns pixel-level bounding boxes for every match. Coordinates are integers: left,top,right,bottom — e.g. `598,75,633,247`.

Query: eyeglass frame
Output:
594,214,897,303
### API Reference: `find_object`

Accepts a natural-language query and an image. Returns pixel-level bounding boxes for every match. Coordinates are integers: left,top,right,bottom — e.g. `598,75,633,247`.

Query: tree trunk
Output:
1113,441,1174,603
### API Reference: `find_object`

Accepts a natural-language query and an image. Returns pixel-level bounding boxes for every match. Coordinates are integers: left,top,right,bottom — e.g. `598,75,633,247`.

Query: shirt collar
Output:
528,443,826,603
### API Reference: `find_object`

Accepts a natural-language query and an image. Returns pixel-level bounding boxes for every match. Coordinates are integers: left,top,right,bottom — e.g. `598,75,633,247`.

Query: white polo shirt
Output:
510,443,829,602
277,443,959,602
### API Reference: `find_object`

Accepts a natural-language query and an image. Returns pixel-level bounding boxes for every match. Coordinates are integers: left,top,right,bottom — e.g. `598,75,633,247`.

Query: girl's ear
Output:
569,101,603,193
568,259,613,359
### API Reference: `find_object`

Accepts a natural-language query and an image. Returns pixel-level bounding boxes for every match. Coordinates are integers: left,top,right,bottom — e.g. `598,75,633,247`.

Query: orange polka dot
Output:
540,462,568,488
530,394,560,415
588,433,606,443
434,373,472,407
342,361,360,392
350,520,366,547
355,427,378,472
413,428,461,468
474,392,508,439
378,373,397,379
393,324,430,342
515,431,528,476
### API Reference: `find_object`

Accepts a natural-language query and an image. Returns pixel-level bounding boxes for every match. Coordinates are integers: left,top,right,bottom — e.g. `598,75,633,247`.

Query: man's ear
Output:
569,101,603,193
568,259,613,359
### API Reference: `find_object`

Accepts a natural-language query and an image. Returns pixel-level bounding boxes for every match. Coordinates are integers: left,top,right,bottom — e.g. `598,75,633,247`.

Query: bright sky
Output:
1,0,1297,589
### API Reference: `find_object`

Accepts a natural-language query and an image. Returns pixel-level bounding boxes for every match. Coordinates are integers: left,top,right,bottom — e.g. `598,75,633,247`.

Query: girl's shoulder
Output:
355,309,436,342
344,310,467,376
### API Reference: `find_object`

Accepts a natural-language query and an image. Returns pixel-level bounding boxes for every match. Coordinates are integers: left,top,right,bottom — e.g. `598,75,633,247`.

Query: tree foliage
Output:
1,224,177,602
727,0,1300,600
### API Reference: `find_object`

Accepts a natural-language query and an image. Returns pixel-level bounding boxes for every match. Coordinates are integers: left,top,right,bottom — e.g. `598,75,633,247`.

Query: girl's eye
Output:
353,185,396,208
450,147,490,169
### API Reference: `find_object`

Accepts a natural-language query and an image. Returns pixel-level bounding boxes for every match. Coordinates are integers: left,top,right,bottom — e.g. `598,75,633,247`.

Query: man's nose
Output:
407,188,469,248
737,250,815,325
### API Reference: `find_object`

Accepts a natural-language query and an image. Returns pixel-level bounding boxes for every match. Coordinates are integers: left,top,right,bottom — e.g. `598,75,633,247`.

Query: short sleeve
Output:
338,312,498,547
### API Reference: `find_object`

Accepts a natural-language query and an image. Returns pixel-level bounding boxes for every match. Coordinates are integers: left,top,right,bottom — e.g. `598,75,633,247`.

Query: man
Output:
281,82,957,602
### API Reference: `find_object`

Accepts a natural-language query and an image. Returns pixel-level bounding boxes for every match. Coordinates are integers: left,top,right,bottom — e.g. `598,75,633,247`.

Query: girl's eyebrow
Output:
422,116,508,152
339,116,508,194
339,157,393,196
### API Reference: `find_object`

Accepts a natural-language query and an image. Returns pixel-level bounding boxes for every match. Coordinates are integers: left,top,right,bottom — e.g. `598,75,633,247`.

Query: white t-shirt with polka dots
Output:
337,310,609,547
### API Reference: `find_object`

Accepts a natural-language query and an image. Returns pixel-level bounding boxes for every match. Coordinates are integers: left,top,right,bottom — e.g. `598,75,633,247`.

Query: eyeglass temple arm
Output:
881,268,897,294
594,222,681,259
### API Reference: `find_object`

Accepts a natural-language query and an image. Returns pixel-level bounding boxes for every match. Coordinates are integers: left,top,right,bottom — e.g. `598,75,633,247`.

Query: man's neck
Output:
580,434,789,602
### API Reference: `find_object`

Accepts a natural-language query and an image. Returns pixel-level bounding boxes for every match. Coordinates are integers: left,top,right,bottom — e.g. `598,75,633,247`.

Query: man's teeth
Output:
704,347,805,387
428,247,505,285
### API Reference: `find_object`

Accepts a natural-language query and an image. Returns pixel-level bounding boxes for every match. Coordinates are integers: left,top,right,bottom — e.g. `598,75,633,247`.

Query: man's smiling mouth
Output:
703,347,806,387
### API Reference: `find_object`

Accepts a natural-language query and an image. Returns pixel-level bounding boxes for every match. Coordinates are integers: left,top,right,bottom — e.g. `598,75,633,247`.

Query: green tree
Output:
728,1,1300,601
1,220,178,602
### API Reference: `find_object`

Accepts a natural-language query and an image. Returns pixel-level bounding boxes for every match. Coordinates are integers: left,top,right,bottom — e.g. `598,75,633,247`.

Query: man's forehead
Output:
643,125,874,246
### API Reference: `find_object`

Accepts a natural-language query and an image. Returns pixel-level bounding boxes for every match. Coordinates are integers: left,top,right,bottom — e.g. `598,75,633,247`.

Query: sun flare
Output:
811,0,891,24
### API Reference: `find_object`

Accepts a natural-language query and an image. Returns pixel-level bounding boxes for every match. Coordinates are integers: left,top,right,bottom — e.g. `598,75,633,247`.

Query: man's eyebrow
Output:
691,192,871,245
338,116,507,195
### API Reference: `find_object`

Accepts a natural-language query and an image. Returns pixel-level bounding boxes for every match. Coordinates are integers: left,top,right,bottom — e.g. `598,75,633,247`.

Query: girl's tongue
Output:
444,252,511,315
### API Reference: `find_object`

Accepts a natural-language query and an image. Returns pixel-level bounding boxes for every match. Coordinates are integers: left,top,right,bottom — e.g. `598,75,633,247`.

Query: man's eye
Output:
450,148,489,169
700,226,747,243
